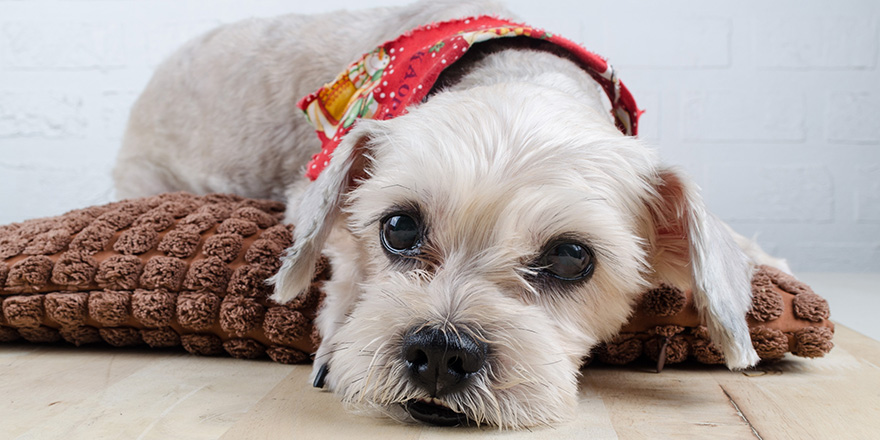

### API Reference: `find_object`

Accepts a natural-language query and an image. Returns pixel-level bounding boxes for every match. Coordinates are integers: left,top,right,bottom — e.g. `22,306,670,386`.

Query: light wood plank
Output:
2,323,877,439
834,320,880,367
221,366,621,439
713,325,880,440
584,365,757,439
3,345,292,440
2,344,154,439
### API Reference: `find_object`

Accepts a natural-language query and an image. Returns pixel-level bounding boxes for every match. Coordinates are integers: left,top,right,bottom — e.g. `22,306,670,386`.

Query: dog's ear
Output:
645,167,759,369
269,121,381,303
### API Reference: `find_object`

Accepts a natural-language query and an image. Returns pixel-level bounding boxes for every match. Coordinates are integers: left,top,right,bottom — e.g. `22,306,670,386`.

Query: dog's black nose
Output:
402,326,488,396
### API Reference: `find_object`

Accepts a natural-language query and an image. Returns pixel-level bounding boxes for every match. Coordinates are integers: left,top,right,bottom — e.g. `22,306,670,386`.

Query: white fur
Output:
115,0,778,428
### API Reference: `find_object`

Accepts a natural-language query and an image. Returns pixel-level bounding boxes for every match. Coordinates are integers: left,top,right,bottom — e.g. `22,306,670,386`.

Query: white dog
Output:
114,0,783,428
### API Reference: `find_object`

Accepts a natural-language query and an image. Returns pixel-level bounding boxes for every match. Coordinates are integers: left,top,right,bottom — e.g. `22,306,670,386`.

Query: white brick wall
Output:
1,0,878,272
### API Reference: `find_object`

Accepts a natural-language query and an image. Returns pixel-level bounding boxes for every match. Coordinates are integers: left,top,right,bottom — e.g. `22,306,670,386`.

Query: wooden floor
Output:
3,322,879,439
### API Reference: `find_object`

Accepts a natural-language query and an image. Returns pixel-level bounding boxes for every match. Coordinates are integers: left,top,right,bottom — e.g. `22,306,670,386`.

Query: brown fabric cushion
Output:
596,265,835,368
0,192,318,364
1,192,833,368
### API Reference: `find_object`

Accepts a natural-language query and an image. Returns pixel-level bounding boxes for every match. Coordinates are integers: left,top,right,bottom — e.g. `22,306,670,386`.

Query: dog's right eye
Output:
381,214,422,256
536,241,595,282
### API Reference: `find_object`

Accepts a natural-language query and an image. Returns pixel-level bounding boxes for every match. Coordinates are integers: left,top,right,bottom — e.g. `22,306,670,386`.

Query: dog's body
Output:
115,0,785,428
114,1,511,201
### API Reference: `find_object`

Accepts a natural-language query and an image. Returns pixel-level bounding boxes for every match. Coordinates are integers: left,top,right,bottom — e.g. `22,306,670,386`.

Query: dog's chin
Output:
403,398,472,427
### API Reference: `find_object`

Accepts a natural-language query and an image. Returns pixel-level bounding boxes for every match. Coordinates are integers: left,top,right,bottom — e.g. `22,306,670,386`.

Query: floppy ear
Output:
268,122,380,303
646,167,760,369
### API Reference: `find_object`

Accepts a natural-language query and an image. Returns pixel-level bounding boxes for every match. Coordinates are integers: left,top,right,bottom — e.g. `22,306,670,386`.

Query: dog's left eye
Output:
538,241,595,281
381,213,422,256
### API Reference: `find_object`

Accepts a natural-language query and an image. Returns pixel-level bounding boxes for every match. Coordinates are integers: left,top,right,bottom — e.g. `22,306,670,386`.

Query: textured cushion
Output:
0,192,324,364
593,265,834,368
0,192,834,368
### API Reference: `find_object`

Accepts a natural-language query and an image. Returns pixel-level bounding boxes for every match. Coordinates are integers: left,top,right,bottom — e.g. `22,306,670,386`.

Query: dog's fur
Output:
114,0,785,428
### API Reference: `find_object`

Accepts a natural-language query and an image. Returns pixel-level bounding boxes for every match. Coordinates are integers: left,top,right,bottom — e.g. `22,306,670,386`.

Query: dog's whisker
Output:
376,288,410,309
359,339,392,403
315,344,353,360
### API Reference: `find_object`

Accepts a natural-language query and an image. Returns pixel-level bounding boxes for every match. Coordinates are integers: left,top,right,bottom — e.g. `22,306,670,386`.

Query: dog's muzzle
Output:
401,326,488,425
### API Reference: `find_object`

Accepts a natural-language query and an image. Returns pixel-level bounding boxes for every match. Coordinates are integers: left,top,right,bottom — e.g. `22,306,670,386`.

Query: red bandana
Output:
299,16,641,180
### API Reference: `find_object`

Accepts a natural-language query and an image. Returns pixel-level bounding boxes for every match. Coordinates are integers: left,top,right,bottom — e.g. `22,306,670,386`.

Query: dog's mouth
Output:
403,398,470,426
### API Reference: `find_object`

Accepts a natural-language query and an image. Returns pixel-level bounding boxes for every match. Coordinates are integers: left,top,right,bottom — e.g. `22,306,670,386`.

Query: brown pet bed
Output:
0,192,833,368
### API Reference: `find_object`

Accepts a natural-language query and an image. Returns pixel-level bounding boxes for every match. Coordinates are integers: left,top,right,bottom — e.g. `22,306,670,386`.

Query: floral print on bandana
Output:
298,16,642,180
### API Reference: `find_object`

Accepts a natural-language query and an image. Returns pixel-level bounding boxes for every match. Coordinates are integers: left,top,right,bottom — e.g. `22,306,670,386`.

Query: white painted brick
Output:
1,22,125,70
101,91,137,140
0,163,114,225
705,164,833,223
602,18,730,68
755,16,877,69
828,92,880,144
0,1,877,272
633,91,660,141
0,142,114,170
143,21,222,66
0,92,87,138
756,241,782,257
681,91,805,142
856,165,880,223
784,242,880,273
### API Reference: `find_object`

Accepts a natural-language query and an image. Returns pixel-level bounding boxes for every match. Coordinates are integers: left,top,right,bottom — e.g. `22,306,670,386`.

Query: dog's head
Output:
270,82,757,428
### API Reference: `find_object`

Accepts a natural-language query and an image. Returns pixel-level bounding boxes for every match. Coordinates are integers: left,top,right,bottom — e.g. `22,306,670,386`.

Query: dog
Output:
113,0,787,428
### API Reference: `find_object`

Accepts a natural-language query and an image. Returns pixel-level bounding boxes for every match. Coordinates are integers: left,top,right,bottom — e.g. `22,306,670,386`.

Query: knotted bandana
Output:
298,16,641,180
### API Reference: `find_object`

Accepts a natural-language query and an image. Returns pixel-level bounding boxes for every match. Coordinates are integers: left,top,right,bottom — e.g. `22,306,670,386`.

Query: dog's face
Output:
329,84,653,427
272,83,758,428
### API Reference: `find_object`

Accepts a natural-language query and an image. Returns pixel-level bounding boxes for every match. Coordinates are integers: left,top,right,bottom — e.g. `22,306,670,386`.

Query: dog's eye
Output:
381,214,422,255
539,242,594,281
